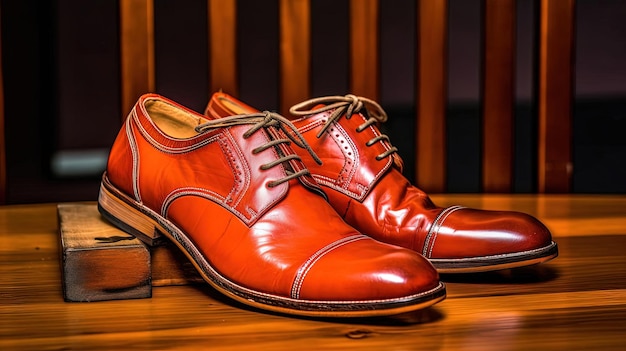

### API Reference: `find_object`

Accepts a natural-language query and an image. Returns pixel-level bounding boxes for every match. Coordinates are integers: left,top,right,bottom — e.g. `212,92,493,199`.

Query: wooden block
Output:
58,203,151,302
151,240,204,287
58,202,203,302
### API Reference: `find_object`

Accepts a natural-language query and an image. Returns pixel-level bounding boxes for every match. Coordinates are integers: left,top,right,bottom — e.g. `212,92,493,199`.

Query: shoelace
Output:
289,94,398,161
195,111,322,187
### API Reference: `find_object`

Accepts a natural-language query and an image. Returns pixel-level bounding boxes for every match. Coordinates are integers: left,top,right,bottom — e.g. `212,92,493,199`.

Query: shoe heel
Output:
98,181,163,246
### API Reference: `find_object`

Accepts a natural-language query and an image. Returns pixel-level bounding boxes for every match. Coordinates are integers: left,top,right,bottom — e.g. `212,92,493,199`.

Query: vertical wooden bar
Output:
481,0,515,192
279,0,310,116
537,0,575,193
208,0,238,96
416,0,447,193
119,0,155,119
0,8,5,204
349,0,379,100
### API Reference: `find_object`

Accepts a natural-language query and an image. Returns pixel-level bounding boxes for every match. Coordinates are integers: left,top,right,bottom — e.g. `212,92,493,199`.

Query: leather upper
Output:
107,93,441,301
205,92,555,262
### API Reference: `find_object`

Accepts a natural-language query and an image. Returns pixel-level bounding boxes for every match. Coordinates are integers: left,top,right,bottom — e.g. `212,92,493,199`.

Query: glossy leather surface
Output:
206,93,558,273
101,93,444,316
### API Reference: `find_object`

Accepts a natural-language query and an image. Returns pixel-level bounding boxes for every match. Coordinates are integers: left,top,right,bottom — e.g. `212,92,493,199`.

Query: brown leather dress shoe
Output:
98,93,445,317
206,92,558,273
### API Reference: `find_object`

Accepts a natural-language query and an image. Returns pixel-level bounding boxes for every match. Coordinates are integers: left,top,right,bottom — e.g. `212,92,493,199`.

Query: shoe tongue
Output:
305,104,328,117
392,153,404,172
206,92,258,119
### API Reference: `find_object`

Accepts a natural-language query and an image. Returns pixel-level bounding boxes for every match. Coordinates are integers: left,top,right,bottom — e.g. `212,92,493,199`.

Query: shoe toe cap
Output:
428,209,554,259
296,238,441,302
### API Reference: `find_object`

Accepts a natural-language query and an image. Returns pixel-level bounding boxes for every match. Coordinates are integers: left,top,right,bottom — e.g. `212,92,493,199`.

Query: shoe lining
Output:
145,99,208,139
218,96,255,115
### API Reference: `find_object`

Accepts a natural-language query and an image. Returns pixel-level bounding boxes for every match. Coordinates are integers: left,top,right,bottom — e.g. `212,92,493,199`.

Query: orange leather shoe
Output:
98,93,445,317
206,92,558,273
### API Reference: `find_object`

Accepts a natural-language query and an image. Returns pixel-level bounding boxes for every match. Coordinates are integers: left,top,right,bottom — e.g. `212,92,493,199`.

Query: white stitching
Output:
127,112,141,202
422,206,465,257
161,187,227,217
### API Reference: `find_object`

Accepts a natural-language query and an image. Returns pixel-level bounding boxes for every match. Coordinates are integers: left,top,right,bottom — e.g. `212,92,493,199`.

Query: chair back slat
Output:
481,0,516,192
208,0,238,97
119,0,155,119
0,8,6,204
279,0,311,116
416,0,448,193
349,0,380,100
538,0,575,193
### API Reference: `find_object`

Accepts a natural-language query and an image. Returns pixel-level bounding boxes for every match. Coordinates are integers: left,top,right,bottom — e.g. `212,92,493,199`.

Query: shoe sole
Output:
429,242,559,274
97,173,446,317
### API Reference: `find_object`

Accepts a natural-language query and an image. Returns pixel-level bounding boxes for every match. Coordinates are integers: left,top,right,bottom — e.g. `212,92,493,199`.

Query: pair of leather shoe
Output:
98,92,557,317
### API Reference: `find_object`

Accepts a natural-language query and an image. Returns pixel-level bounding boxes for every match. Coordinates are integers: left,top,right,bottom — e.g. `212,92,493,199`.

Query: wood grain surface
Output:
1,195,625,350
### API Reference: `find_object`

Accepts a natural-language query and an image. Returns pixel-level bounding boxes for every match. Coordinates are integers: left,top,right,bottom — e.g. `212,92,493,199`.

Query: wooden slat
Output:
208,0,238,96
279,0,310,116
538,0,575,193
416,0,447,192
349,0,379,101
481,0,516,192
0,8,5,204
119,0,155,119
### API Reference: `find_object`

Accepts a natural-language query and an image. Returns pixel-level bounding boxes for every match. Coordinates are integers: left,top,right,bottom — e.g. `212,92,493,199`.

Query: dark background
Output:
2,0,625,204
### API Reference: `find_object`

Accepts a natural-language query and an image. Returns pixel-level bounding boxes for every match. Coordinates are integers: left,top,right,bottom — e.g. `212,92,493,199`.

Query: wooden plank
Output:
349,0,379,100
119,0,155,119
481,0,515,192
208,0,238,96
279,0,310,115
58,203,151,302
416,0,447,193
537,0,575,193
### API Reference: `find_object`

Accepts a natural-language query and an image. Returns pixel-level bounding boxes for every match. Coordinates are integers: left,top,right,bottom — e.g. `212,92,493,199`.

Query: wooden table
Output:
2,194,626,350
